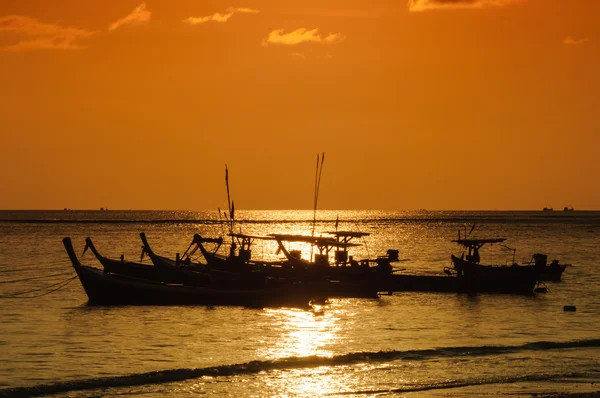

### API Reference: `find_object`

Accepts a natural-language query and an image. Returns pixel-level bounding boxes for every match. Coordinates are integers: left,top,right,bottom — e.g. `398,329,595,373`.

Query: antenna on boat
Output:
312,152,325,237
468,223,476,237
218,207,226,238
501,244,517,264
225,165,234,235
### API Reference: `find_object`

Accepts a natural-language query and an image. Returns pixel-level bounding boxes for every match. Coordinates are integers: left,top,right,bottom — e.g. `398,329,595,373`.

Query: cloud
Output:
0,15,95,51
262,28,345,46
563,36,588,45
408,0,522,12
108,3,151,31
183,7,260,25
290,51,306,60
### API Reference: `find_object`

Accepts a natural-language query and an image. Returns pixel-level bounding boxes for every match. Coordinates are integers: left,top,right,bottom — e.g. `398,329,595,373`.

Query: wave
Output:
339,371,592,395
1,339,599,397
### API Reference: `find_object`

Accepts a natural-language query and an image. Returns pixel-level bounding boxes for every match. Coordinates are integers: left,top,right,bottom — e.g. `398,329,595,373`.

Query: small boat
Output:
140,232,269,289
191,231,393,298
64,237,314,308
528,253,569,282
543,207,553,212
563,206,574,212
83,237,160,282
138,233,214,287
450,238,539,295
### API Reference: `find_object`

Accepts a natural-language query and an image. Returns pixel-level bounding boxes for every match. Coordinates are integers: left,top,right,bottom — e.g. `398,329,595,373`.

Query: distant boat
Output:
563,206,574,212
542,207,553,212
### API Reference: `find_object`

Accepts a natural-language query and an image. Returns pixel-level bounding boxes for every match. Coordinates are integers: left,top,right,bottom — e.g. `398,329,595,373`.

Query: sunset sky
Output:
1,0,598,210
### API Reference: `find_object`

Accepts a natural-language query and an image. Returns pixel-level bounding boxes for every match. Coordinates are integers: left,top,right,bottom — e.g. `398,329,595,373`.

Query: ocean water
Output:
0,210,599,397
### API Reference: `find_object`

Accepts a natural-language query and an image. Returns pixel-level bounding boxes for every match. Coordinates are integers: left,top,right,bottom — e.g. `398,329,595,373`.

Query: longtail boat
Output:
64,237,314,308
83,237,160,282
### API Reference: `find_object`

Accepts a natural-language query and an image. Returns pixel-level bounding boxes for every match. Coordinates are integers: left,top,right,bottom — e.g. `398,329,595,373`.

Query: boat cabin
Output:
451,238,506,264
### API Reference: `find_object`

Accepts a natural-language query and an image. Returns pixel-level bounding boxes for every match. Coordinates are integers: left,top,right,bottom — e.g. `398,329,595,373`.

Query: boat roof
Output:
451,238,506,246
325,231,370,238
270,234,360,248
229,233,275,240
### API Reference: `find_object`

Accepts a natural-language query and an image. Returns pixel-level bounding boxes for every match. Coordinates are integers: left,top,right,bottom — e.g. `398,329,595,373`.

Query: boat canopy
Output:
452,238,506,247
228,233,275,241
269,234,360,248
325,231,370,238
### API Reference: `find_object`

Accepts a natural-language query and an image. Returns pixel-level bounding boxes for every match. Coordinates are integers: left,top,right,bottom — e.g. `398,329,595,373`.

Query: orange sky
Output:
1,0,598,210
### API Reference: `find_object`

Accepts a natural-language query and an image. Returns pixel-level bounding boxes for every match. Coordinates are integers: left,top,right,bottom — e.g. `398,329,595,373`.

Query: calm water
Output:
1,210,599,397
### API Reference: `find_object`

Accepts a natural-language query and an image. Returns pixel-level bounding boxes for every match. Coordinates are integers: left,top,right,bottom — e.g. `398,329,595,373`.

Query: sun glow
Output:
261,308,339,358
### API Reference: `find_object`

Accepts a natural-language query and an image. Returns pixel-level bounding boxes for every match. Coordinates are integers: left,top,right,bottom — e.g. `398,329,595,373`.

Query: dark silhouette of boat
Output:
194,231,548,295
83,237,160,282
190,231,396,297
139,232,270,289
449,238,540,294
64,237,314,308
528,253,568,282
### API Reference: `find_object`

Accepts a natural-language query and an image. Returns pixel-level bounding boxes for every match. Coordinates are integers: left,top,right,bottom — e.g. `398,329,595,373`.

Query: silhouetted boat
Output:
449,238,539,294
563,206,574,212
83,237,160,282
527,253,568,282
64,237,314,308
138,233,226,288
189,231,389,298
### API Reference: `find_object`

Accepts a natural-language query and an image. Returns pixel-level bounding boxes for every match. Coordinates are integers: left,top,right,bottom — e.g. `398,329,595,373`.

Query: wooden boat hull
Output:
538,264,567,282
65,238,314,308
377,273,536,295
84,237,162,282
450,255,538,294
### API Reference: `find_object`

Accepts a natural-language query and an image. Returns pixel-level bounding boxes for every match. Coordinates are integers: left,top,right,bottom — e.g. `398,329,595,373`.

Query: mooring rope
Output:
0,271,74,284
0,276,78,299
0,259,71,274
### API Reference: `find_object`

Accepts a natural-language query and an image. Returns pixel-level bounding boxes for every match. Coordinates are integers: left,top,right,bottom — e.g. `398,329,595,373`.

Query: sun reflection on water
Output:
260,306,340,359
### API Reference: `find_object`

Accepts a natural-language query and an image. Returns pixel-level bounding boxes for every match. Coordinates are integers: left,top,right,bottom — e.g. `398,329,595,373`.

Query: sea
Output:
0,210,599,397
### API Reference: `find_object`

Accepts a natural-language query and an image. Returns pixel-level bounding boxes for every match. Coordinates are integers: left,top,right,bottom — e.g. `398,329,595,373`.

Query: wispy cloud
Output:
262,28,345,46
563,36,589,45
108,3,151,31
408,0,522,12
183,7,260,25
0,15,95,51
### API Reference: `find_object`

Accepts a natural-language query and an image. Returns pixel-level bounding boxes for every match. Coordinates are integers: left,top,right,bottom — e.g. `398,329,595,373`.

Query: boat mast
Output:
311,152,325,262
225,165,234,235
312,152,325,237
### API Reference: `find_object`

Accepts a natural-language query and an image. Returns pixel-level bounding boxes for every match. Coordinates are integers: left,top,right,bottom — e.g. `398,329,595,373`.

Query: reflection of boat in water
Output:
449,238,539,295
64,237,314,308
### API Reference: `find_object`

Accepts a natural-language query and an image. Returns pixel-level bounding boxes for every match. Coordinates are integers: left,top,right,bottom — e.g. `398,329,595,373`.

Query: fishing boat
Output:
140,232,269,289
449,238,539,294
83,237,161,282
528,253,568,282
64,237,314,308
189,231,391,298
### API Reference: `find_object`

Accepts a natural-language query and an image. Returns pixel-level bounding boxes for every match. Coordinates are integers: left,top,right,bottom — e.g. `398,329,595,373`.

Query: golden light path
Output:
261,307,340,358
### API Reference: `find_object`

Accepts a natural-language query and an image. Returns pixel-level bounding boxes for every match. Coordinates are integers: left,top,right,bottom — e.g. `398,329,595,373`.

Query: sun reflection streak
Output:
261,307,340,359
